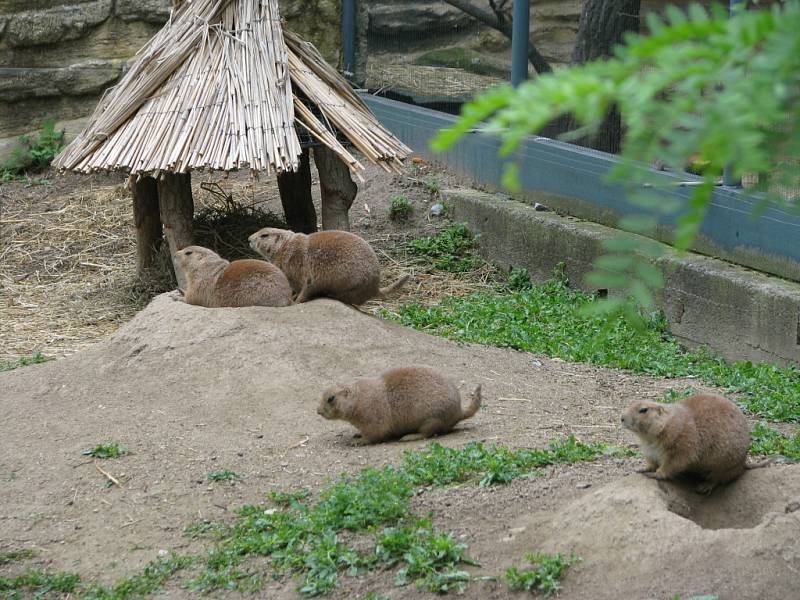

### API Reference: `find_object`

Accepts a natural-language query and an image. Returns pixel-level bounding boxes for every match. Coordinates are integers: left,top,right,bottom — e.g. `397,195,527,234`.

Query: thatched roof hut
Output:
54,0,409,177
53,0,411,282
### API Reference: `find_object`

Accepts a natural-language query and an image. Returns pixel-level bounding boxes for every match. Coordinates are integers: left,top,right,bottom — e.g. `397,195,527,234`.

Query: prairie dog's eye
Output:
261,233,269,238
326,395,335,404
638,407,649,414
185,250,193,256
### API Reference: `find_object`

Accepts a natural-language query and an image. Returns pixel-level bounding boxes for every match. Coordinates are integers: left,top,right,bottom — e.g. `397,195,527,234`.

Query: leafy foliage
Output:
0,549,37,566
401,437,609,487
207,469,242,482
388,196,414,221
1,121,65,180
405,223,482,272
81,556,195,600
0,569,81,596
505,552,581,596
82,442,129,459
383,273,800,422
432,2,800,319
749,422,800,460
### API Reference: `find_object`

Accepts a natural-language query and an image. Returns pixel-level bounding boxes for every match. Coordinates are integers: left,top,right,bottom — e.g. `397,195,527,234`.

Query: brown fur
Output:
317,365,482,443
248,227,409,305
174,246,292,308
621,393,751,494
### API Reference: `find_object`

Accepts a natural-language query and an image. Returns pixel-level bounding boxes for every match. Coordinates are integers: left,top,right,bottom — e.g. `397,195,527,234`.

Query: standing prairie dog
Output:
317,365,482,443
621,393,751,494
174,246,292,308
248,227,409,305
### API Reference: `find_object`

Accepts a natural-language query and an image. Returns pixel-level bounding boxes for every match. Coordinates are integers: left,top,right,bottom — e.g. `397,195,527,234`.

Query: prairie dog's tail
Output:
378,274,411,298
460,384,482,420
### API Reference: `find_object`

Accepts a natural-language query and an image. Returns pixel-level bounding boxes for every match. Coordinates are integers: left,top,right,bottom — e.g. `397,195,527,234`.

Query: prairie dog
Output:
317,365,482,443
174,246,292,308
621,393,750,494
248,227,409,305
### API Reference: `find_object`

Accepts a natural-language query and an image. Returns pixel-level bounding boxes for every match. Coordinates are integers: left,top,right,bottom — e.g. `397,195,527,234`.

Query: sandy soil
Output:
1,295,798,599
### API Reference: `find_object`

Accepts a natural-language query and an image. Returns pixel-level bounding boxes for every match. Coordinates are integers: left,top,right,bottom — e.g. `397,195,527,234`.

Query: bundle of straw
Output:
54,0,411,177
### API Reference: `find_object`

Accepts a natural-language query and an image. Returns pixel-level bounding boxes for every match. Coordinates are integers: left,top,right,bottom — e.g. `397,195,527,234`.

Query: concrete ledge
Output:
446,188,800,366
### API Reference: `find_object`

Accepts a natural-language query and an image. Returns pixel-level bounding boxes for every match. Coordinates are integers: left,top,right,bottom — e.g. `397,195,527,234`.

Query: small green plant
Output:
83,442,129,459
506,267,534,291
505,552,581,597
406,223,482,272
0,569,81,596
268,488,311,506
749,422,800,460
360,593,390,600
0,548,37,566
662,386,697,403
0,352,53,372
389,196,414,221
1,121,64,178
207,469,242,482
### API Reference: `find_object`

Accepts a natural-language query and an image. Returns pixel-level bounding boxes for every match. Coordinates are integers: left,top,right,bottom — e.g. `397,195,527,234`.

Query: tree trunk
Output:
157,172,194,290
313,145,357,231
131,175,162,276
277,146,318,234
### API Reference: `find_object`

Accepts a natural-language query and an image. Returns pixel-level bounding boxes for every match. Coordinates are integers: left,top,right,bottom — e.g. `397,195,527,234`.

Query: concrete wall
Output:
0,0,343,159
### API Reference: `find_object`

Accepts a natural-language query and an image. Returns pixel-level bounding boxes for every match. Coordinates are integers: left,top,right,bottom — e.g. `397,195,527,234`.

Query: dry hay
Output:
0,170,492,361
0,181,158,361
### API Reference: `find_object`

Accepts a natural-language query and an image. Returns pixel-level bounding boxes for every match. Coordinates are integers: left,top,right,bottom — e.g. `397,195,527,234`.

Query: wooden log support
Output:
313,145,357,231
157,172,195,289
277,146,318,233
131,175,163,276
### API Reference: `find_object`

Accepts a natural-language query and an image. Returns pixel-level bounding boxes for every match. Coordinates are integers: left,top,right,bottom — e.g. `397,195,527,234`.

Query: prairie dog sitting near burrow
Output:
317,365,482,443
621,393,751,494
248,227,409,305
174,246,292,308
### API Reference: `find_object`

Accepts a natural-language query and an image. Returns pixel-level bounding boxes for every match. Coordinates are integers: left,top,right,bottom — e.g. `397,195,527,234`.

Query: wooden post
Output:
313,145,357,231
131,175,163,276
157,172,195,289
277,146,318,233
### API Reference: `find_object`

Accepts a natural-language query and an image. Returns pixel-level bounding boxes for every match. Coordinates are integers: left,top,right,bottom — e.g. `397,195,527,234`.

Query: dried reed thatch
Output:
54,0,410,178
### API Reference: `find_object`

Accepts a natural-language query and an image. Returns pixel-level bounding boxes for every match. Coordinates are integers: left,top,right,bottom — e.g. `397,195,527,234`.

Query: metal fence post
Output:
511,0,530,87
342,0,357,80
724,0,743,186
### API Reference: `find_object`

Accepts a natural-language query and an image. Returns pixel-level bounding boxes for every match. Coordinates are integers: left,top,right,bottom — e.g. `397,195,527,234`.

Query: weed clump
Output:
406,223,481,272
0,352,52,372
1,121,64,180
83,442,129,459
505,552,581,596
207,469,242,482
389,196,413,221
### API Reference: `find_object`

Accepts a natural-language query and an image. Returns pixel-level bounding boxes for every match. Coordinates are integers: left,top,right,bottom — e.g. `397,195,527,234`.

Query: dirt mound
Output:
1,293,797,598
500,469,800,600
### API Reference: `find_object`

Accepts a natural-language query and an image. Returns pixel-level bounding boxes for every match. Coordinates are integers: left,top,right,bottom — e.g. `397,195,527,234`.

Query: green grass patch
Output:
189,437,604,596
401,437,610,487
207,469,242,482
0,352,53,372
0,549,37,566
0,569,80,597
405,223,482,272
505,553,581,597
83,442,129,459
749,422,800,460
81,555,194,600
381,248,800,422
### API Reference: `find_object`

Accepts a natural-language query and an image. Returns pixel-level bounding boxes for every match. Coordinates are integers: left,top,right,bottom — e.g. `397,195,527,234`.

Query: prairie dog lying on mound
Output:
317,365,482,443
174,246,292,308
248,227,409,305
621,393,751,494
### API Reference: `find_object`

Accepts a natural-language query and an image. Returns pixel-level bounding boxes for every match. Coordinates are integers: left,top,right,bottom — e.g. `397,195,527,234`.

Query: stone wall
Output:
0,0,342,161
